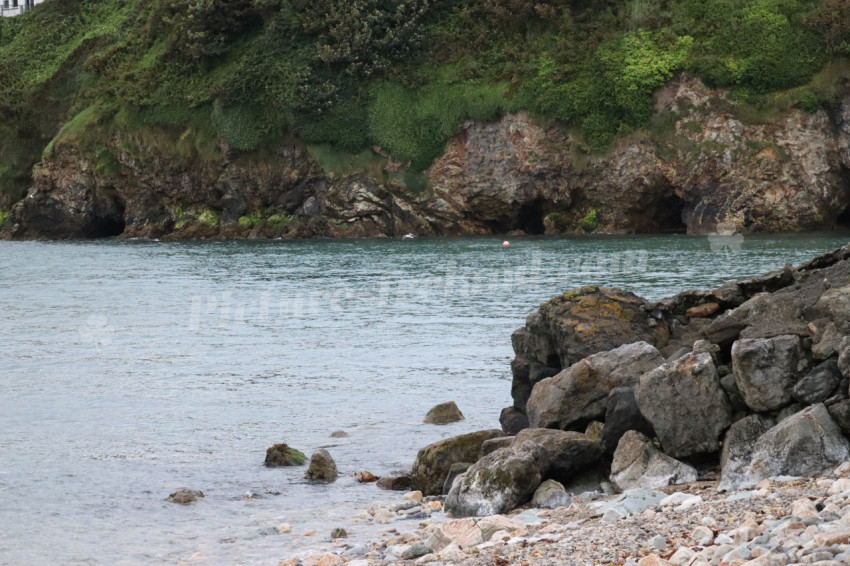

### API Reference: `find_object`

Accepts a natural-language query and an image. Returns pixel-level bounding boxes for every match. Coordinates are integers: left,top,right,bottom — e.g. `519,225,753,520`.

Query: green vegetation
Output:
580,208,600,232
0,0,849,204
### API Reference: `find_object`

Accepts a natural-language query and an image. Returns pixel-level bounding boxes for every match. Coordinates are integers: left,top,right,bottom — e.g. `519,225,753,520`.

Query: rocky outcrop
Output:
3,78,849,241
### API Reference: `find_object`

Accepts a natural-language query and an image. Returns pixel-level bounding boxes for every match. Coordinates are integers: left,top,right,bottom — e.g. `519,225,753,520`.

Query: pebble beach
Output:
279,462,850,566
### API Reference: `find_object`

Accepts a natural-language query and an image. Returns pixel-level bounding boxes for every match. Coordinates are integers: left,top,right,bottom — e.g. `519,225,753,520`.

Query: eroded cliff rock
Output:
2,77,849,240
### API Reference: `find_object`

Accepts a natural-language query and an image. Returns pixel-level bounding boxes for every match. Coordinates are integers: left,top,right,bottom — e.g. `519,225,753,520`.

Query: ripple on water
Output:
1,233,848,564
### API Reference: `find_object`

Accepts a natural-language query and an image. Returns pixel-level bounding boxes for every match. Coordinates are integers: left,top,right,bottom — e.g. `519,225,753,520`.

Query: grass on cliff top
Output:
0,0,848,204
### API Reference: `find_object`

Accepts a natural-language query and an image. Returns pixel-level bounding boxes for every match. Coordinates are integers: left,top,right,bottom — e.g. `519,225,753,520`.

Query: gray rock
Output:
481,436,514,456
329,430,349,438
443,447,542,517
331,527,347,539
423,401,465,424
511,428,604,483
827,399,850,434
499,406,529,435
793,359,841,404
719,373,749,413
610,431,698,491
166,488,204,505
732,335,808,412
376,474,412,491
718,414,775,492
743,404,850,486
402,544,432,560
777,403,804,422
442,462,473,495
634,352,733,458
527,341,665,430
811,321,843,360
444,428,602,516
411,429,505,495
593,488,666,517
532,479,573,509
601,386,655,454
305,448,338,483
838,336,850,378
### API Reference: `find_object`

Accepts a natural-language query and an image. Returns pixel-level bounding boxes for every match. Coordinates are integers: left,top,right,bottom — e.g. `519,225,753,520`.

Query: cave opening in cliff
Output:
654,194,687,233
837,205,850,229
517,201,547,235
87,192,126,238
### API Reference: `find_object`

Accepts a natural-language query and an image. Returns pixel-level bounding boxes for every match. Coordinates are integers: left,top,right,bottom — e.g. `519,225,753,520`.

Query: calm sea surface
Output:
1,233,848,565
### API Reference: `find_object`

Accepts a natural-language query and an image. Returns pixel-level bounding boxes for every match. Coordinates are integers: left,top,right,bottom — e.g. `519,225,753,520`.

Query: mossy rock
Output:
264,443,307,467
411,429,506,496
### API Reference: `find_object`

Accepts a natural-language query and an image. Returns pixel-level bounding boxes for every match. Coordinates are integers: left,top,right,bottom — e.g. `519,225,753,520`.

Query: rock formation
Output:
3,78,850,241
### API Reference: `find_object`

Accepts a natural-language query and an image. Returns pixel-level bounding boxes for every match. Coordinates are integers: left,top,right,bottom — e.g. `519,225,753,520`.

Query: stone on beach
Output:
423,401,465,424
719,414,776,492
532,479,573,509
305,449,338,483
737,404,850,488
601,385,655,454
610,430,697,492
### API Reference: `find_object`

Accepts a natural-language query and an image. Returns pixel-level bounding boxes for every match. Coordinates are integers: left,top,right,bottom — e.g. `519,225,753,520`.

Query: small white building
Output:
1,0,44,17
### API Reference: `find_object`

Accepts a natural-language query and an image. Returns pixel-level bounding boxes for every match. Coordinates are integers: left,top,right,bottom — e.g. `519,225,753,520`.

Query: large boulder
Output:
411,429,505,495
601,386,655,453
609,431,697,492
634,352,733,459
514,287,669,369
445,429,602,516
741,404,850,486
443,448,542,517
511,428,604,482
718,414,775,492
527,341,665,430
731,335,808,412
792,358,841,405
498,406,529,434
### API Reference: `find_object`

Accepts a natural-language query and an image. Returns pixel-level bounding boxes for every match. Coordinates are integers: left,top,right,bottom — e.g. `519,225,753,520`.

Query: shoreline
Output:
281,467,850,566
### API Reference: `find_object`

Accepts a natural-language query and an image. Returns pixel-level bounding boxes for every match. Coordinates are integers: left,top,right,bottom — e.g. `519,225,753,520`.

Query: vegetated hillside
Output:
0,0,848,235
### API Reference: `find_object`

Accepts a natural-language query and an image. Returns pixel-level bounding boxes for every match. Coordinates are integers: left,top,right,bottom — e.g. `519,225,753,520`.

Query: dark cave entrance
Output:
837,205,850,229
86,190,126,238
654,194,688,233
517,201,547,235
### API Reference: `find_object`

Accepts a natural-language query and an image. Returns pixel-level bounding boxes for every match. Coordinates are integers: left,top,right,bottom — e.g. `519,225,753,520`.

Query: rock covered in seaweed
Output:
264,443,307,467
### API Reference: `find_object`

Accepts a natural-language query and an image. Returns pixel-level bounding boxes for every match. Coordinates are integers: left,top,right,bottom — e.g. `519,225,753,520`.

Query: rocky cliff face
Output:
2,77,849,240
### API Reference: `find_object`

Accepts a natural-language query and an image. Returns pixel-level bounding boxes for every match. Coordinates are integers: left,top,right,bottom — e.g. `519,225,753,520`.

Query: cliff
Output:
2,77,849,240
